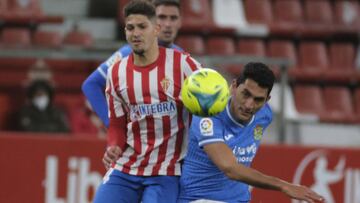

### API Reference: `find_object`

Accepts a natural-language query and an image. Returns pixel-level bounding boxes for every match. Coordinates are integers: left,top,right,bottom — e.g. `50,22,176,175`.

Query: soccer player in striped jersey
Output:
178,63,324,203
82,0,182,127
93,1,201,203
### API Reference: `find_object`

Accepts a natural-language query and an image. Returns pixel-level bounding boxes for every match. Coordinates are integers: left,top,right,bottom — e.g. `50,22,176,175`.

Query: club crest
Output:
253,125,263,140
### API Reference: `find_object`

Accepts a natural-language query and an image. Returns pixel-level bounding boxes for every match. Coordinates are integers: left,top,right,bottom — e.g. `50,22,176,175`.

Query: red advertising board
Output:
1,133,359,203
251,145,360,203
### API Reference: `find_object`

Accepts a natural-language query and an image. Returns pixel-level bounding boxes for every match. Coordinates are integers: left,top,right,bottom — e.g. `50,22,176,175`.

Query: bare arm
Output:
204,142,324,203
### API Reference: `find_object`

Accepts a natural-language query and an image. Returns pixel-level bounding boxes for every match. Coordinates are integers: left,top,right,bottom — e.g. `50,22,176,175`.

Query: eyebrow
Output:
243,88,266,101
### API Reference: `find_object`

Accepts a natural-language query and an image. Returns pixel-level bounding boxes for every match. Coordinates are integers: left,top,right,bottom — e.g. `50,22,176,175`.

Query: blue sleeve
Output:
81,44,133,127
190,116,225,147
82,70,109,127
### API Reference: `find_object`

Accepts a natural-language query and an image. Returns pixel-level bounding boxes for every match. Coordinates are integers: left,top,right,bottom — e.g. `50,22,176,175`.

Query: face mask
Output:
33,95,49,111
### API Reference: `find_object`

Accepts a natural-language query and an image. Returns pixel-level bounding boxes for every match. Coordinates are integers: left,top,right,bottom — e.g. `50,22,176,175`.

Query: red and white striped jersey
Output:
106,47,202,176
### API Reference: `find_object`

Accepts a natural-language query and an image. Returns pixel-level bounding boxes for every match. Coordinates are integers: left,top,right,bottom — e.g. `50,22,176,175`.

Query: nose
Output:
243,97,255,110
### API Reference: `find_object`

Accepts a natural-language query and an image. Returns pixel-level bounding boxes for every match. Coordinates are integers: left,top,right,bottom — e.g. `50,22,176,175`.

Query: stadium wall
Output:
0,133,359,203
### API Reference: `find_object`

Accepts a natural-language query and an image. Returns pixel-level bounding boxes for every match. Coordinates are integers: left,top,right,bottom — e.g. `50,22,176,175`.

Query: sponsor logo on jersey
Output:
224,134,234,141
253,125,263,140
200,118,213,136
129,101,176,120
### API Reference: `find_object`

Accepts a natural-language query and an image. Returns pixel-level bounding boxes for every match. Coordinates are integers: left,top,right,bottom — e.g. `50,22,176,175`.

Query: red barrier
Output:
0,132,359,203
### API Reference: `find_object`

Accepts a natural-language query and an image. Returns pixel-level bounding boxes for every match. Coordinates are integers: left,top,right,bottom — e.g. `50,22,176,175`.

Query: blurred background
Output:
0,0,359,202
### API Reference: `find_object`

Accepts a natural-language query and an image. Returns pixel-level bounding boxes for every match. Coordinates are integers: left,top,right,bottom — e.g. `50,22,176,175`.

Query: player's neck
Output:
133,42,159,67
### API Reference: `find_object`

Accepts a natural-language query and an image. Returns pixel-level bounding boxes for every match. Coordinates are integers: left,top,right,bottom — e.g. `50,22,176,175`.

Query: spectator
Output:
16,79,70,133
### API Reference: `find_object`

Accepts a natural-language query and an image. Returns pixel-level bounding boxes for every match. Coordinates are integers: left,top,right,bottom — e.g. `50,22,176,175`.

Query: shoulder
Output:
256,103,273,124
119,44,133,57
170,43,183,52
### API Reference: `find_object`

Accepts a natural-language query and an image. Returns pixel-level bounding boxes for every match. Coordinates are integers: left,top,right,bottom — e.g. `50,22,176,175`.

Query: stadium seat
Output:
0,93,11,130
63,27,93,48
354,88,360,122
6,0,42,17
237,39,266,57
290,41,329,82
271,0,304,37
269,83,317,121
44,59,94,74
32,30,62,49
333,0,360,36
0,0,7,19
54,93,84,113
206,36,235,56
1,0,63,24
325,42,357,83
117,0,132,25
321,87,357,123
180,0,235,35
0,28,31,47
212,0,247,29
176,35,205,55
293,85,324,116
0,57,36,70
267,40,297,78
243,0,272,25
302,0,334,38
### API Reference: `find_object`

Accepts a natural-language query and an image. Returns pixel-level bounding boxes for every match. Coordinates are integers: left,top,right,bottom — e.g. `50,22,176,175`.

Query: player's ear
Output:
154,23,160,35
266,95,271,102
230,79,237,95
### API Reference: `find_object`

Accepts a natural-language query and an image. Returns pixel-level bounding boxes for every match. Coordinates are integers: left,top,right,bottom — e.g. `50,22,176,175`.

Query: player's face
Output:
230,79,270,123
125,14,160,55
155,5,181,45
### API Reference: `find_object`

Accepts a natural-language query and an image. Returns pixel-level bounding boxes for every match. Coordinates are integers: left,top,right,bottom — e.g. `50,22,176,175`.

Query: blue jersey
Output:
178,101,272,202
81,43,183,127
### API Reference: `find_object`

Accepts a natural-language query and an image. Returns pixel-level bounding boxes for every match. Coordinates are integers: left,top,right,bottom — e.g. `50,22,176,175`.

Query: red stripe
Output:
186,56,199,72
107,61,121,146
151,48,171,175
137,64,156,175
122,59,142,174
166,50,184,175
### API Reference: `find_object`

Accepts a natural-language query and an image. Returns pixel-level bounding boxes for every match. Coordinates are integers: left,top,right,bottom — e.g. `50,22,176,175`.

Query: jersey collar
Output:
225,99,255,128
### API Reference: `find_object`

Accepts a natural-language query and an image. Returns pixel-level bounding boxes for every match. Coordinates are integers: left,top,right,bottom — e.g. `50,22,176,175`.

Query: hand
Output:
282,183,325,203
103,145,122,170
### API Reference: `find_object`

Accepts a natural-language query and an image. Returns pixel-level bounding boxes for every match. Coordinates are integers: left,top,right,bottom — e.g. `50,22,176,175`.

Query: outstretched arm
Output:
204,143,324,203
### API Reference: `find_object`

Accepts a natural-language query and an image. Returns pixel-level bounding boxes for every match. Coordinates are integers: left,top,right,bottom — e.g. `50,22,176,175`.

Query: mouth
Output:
239,108,253,117
162,31,172,37
132,39,142,45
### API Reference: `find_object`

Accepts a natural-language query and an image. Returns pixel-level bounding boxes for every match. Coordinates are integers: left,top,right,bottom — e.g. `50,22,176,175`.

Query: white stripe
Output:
142,67,161,175
158,49,177,174
199,138,225,146
129,71,146,174
97,67,107,79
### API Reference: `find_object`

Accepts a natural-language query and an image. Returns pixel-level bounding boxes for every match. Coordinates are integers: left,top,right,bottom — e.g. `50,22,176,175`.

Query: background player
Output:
178,63,324,203
93,1,201,203
82,0,182,127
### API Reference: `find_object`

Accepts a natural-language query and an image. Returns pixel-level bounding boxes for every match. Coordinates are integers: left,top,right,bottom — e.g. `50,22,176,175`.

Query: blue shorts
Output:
93,169,180,203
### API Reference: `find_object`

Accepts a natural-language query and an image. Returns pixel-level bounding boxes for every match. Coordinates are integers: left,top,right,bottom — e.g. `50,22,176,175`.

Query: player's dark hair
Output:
27,80,54,101
153,0,180,9
124,0,156,20
236,62,275,95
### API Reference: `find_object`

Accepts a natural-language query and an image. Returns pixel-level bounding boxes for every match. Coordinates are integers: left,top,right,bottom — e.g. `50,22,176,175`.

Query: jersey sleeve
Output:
190,116,225,147
105,61,128,149
182,54,203,77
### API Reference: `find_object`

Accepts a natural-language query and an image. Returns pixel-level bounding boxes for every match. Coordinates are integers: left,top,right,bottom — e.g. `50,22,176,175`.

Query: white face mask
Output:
33,95,49,111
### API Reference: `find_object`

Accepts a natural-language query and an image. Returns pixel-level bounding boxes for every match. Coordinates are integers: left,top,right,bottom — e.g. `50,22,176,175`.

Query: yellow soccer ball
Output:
181,68,230,117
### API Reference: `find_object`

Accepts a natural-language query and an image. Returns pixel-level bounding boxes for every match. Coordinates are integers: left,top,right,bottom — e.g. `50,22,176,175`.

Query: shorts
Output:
93,168,180,203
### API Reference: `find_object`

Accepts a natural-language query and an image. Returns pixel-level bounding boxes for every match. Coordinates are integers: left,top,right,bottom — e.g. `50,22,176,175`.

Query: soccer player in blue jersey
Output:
81,0,182,128
178,63,324,203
